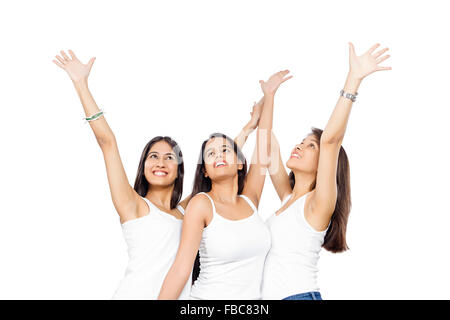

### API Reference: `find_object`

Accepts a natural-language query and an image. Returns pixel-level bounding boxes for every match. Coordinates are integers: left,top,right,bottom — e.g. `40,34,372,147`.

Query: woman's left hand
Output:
349,42,392,80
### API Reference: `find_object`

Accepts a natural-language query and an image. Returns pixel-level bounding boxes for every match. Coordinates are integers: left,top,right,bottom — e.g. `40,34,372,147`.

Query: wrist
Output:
264,92,275,102
343,73,362,94
243,124,255,133
73,78,89,89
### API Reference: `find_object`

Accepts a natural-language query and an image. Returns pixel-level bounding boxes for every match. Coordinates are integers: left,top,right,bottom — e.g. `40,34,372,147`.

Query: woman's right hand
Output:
259,70,293,97
53,50,96,84
247,99,264,131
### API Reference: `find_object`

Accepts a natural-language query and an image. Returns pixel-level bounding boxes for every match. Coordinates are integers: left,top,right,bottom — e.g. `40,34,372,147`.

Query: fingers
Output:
376,66,392,71
367,43,380,55
87,57,96,70
60,50,70,61
281,75,293,83
349,42,356,56
55,55,66,65
68,49,78,61
52,60,65,69
376,54,391,64
373,47,389,59
273,70,291,82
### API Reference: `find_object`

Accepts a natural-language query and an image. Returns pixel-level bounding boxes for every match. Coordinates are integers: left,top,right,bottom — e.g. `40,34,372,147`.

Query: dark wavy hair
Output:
289,127,351,253
190,132,248,283
133,136,184,209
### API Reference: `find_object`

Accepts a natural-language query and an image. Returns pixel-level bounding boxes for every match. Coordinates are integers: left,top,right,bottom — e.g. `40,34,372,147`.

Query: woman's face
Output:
286,134,320,174
144,141,179,187
203,137,242,181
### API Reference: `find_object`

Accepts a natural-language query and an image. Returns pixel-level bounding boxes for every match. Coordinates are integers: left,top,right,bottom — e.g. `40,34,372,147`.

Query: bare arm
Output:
53,50,143,223
268,131,292,201
308,43,391,229
243,70,293,207
158,194,209,299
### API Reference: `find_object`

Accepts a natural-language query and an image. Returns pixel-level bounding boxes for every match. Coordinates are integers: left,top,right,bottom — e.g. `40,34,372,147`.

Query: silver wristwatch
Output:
340,89,358,102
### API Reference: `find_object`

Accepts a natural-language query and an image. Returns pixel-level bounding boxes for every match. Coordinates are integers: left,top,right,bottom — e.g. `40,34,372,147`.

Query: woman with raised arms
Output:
158,70,293,300
53,50,191,299
261,43,392,300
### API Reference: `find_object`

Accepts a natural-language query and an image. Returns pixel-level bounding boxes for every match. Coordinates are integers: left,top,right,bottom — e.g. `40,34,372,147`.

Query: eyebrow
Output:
301,139,319,145
148,151,176,157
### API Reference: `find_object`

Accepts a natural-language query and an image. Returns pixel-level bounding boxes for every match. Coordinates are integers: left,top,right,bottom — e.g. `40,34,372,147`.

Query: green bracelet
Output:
84,110,104,122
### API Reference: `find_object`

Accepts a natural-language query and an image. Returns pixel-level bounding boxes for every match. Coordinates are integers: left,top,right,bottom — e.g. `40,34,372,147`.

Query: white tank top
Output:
261,192,329,300
189,192,271,300
112,197,191,300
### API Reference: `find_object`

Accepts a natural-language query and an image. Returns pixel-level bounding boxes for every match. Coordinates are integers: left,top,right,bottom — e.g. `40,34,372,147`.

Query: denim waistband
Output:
282,291,322,300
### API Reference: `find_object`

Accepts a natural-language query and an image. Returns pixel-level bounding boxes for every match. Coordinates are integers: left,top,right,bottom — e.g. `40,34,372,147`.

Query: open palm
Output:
53,50,96,83
349,43,391,80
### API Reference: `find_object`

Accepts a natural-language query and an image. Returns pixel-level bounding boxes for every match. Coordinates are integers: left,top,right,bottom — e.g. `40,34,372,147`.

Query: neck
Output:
146,184,175,209
209,175,239,204
292,170,316,198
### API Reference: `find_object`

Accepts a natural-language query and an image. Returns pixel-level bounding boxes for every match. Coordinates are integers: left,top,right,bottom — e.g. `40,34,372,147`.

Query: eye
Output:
207,151,214,157
223,148,230,153
149,154,158,159
309,143,315,149
166,155,175,160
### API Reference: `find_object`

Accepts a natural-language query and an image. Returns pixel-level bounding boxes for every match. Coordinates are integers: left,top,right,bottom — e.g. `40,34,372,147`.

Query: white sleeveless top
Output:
261,192,329,300
189,192,271,300
112,197,191,300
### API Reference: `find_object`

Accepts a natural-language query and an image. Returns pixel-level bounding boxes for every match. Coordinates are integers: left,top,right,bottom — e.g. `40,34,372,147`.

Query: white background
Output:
1,0,449,299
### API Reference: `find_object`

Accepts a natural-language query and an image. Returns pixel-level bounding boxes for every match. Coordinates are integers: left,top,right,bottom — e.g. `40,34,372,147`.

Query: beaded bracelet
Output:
340,89,358,102
84,110,104,123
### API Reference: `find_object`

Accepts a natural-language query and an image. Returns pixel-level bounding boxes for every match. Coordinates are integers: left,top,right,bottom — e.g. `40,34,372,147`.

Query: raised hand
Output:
53,50,96,83
259,70,293,96
349,42,391,80
247,100,264,130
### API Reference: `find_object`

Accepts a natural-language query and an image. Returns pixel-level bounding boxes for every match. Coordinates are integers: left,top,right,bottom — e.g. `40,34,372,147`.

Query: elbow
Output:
320,134,343,146
97,134,116,150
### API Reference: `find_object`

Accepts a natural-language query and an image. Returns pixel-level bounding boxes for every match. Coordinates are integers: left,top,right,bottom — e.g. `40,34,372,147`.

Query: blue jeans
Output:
282,292,322,300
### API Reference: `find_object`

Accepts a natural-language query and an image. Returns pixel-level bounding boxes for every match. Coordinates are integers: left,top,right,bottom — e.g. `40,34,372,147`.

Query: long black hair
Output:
289,127,351,253
133,136,184,209
190,133,248,284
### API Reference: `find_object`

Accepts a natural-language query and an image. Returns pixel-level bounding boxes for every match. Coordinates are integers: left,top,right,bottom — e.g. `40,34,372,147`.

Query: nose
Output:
156,157,165,168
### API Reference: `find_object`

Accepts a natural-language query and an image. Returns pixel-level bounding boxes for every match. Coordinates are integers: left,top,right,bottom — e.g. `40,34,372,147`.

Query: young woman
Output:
261,43,391,300
53,50,191,299
157,71,293,300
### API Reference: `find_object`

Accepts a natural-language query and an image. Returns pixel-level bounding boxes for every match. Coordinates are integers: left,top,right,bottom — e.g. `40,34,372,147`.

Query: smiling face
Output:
203,137,243,181
144,140,179,187
286,134,320,174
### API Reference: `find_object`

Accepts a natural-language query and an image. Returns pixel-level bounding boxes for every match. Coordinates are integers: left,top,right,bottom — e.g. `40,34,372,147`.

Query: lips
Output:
152,170,168,176
290,152,302,159
214,160,228,168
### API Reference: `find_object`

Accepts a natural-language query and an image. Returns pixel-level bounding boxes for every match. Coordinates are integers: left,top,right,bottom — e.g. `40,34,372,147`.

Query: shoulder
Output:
185,193,213,217
182,193,214,228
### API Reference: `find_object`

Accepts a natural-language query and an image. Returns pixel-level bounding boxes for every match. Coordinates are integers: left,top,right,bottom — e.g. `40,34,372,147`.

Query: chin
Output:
286,159,297,170
149,179,175,187
209,170,238,182
145,175,176,187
